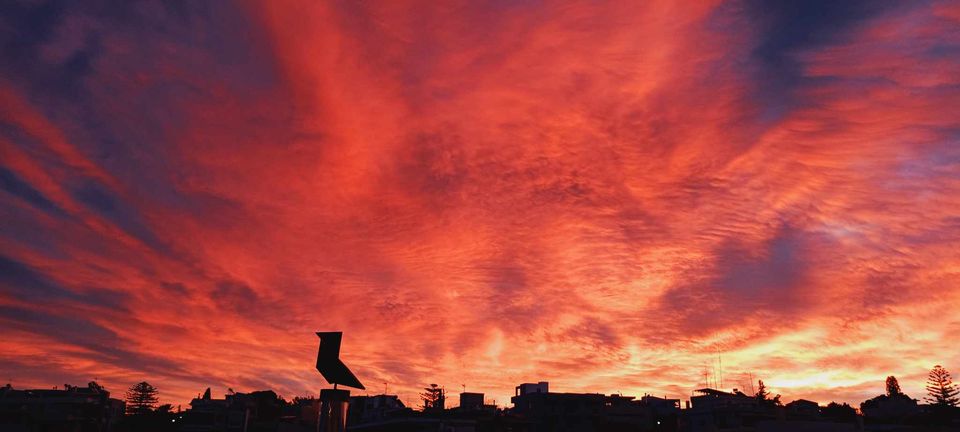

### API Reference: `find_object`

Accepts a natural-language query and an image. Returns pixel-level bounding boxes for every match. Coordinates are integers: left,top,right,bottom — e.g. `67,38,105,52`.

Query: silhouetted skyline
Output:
2,0,960,412
2,370,958,431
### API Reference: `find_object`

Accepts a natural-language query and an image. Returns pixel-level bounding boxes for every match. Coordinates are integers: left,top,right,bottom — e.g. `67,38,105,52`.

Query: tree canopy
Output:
420,384,445,411
125,381,159,415
755,380,782,406
925,365,959,407
886,376,902,396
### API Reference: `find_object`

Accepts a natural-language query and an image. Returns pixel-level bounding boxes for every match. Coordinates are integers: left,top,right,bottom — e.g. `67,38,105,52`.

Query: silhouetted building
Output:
757,399,856,432
639,395,681,430
347,395,410,425
0,382,125,432
287,397,319,430
459,393,485,412
345,394,526,432
178,389,286,432
640,395,681,416
235,390,286,431
680,389,858,432
178,389,246,432
680,388,777,432
511,382,675,432
514,383,548,397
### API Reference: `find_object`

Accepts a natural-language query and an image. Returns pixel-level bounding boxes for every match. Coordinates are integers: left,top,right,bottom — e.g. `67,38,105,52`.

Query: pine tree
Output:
886,376,902,396
754,380,782,406
755,380,769,401
420,384,445,411
925,365,959,407
125,381,159,415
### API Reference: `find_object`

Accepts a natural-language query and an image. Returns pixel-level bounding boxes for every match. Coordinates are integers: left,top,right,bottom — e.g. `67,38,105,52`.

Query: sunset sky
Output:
2,0,959,408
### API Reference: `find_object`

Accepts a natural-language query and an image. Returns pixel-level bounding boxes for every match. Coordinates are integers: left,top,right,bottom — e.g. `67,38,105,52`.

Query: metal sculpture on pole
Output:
315,332,364,432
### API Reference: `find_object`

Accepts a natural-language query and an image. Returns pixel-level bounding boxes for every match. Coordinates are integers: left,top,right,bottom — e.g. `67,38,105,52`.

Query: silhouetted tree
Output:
755,380,768,400
293,395,316,405
754,380,782,407
420,384,445,411
925,365,959,407
886,376,902,396
821,402,858,423
125,381,159,415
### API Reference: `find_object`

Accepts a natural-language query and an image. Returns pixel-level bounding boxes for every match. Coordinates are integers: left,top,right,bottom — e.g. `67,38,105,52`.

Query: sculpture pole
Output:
318,387,350,432
315,332,364,432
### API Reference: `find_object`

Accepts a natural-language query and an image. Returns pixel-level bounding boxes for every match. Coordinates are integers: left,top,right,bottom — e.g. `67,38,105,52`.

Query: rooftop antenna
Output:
716,344,723,390
384,382,388,395
462,384,466,393
703,361,717,388
709,362,716,389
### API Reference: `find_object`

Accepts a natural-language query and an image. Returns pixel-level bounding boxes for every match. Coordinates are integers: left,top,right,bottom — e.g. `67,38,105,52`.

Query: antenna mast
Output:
716,344,723,390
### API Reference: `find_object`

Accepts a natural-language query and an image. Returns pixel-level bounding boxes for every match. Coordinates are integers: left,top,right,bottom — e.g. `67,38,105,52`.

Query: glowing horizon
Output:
1,0,959,408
